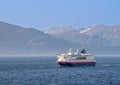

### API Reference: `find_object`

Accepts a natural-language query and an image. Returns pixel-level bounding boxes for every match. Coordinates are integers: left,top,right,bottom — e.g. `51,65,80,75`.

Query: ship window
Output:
80,57,86,59
76,57,86,60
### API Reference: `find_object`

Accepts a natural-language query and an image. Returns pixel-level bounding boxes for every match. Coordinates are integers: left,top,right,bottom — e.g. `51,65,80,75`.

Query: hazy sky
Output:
0,0,120,30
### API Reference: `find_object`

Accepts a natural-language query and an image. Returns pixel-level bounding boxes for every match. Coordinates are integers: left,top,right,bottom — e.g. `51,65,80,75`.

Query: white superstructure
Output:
57,49,96,66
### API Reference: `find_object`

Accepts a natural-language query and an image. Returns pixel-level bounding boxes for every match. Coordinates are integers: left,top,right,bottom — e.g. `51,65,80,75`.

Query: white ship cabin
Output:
58,49,91,58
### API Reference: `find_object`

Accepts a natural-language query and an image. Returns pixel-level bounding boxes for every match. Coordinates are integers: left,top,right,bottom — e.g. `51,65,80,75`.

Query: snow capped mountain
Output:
0,21,120,55
80,27,92,34
79,25,120,46
45,25,120,47
45,26,77,34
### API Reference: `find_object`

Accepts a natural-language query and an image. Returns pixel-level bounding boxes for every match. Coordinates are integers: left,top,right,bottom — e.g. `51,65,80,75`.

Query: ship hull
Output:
57,61,96,66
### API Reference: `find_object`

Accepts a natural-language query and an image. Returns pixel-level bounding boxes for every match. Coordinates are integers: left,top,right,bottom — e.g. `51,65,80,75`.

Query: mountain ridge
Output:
45,25,120,47
0,21,81,56
0,21,120,56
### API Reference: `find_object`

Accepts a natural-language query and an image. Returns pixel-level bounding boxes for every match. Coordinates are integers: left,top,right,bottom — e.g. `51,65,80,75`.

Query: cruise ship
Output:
57,49,96,66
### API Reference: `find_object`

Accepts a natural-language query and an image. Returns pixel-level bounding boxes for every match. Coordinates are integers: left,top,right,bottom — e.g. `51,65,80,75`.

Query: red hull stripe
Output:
58,61,96,65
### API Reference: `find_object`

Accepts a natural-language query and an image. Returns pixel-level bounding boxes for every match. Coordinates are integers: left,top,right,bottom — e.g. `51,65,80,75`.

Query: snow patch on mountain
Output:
45,26,77,34
80,28,92,34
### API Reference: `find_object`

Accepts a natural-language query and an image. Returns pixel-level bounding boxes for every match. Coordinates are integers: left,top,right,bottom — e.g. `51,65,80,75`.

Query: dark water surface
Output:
0,56,120,85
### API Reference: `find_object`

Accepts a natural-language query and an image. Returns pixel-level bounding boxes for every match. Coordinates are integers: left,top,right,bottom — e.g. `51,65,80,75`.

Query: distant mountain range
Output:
45,25,120,55
45,25,120,47
0,21,120,56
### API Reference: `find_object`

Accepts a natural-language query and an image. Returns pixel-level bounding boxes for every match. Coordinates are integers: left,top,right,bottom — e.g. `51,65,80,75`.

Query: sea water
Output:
0,56,120,85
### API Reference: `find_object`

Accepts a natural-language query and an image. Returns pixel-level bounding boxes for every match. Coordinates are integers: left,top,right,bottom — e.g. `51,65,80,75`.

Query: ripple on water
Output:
0,57,120,85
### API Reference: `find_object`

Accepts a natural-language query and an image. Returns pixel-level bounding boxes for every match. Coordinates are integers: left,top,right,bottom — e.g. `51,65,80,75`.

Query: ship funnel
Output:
81,49,86,54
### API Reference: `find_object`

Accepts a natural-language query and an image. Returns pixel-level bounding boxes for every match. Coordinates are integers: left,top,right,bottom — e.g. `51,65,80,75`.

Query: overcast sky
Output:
0,0,120,30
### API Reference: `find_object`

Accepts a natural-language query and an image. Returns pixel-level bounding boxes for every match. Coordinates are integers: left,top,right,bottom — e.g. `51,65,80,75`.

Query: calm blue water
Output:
0,56,120,85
